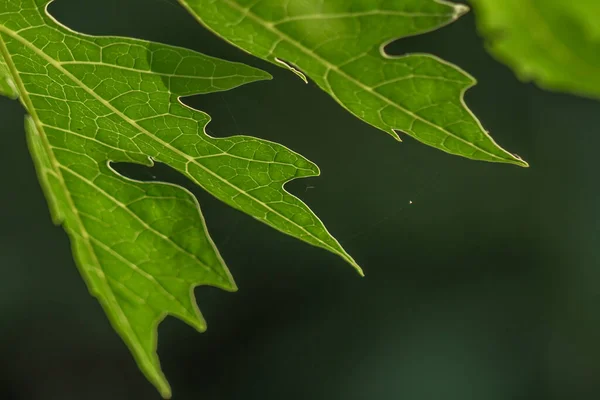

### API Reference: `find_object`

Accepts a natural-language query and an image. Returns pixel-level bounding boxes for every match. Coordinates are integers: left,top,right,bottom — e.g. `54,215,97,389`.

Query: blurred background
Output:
1,0,600,399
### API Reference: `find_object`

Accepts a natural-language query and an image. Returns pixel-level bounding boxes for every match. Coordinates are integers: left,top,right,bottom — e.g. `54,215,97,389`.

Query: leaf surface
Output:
0,0,359,396
0,51,17,97
470,0,600,99
179,0,526,166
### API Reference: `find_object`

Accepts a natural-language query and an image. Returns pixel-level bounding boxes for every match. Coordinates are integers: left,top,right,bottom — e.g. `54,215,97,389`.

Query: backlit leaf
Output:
0,0,360,396
179,0,527,166
470,0,600,100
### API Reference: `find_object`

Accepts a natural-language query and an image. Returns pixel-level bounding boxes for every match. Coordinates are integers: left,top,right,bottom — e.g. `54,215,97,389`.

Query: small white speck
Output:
453,4,470,20
409,200,413,204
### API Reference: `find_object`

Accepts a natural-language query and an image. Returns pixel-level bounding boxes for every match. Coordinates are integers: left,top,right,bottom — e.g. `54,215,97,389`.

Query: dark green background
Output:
2,0,600,399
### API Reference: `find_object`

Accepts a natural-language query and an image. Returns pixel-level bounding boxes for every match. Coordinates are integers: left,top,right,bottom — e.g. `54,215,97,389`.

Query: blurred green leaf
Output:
179,0,527,166
470,0,600,99
0,0,360,396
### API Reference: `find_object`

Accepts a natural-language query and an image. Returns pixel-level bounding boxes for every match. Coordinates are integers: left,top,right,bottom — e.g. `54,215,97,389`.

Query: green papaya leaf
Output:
470,0,600,99
178,0,527,166
0,0,360,396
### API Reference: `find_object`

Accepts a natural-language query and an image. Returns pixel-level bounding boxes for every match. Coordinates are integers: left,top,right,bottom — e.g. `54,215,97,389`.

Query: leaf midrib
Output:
44,123,316,172
59,60,254,80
